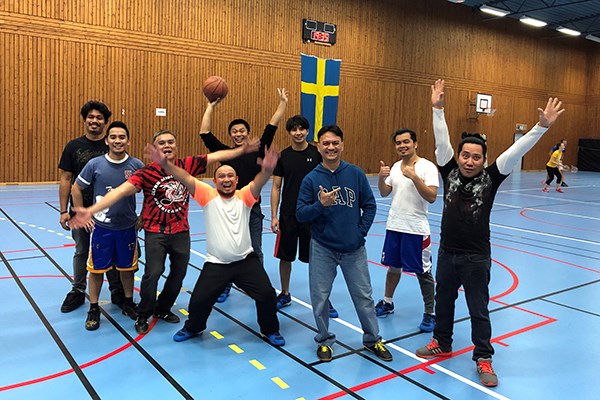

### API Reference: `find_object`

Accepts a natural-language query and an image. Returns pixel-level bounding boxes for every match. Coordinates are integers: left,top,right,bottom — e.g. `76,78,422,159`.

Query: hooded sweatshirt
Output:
296,160,376,253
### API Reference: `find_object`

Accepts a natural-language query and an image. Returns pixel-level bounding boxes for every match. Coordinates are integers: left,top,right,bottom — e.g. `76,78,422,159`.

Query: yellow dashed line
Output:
229,344,244,354
271,377,289,389
47,229,55,233
296,398,306,400
29,224,36,227
210,331,223,339
178,308,187,316
249,359,265,370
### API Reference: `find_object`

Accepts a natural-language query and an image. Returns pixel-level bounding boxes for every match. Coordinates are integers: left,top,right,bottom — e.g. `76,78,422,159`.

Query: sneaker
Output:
556,188,564,193
375,299,394,317
110,289,125,310
61,290,85,313
135,316,149,334
328,300,339,318
416,338,452,359
265,331,286,346
121,302,138,320
173,328,201,342
365,341,393,362
419,313,435,332
477,358,498,387
561,181,568,187
217,284,231,303
153,311,180,323
276,292,292,310
542,187,548,192
85,307,100,331
317,345,333,362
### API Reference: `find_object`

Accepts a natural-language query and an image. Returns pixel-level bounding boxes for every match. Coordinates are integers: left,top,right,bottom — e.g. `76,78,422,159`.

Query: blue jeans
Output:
309,239,381,347
434,248,494,361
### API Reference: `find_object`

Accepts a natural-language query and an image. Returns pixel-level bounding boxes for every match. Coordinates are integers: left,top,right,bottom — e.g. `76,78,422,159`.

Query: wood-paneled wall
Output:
1,0,597,183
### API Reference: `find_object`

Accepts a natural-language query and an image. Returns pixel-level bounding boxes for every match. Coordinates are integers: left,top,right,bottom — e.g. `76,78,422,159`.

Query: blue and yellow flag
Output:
301,54,341,142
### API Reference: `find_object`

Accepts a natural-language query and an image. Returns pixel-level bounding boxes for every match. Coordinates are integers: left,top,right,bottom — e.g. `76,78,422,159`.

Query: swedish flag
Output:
301,54,341,142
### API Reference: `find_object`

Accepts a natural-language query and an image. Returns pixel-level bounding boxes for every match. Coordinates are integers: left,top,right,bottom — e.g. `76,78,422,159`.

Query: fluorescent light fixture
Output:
585,34,600,43
520,16,547,27
447,0,465,3
480,5,509,17
557,26,581,36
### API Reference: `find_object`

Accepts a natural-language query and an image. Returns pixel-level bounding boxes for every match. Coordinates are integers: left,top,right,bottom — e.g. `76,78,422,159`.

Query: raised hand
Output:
379,160,390,179
431,79,445,109
538,97,565,128
242,136,260,154
144,143,167,168
319,185,340,207
257,145,280,173
278,88,289,103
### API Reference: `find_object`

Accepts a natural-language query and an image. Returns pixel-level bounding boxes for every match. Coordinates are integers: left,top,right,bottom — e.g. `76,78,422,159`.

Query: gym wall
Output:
0,0,598,182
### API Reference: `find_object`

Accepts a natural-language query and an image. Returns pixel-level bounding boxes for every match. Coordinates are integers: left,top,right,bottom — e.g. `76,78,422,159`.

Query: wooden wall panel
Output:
0,0,597,183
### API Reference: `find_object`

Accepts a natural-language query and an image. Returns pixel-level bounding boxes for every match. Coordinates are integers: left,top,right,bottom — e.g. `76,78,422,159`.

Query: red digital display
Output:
311,31,330,42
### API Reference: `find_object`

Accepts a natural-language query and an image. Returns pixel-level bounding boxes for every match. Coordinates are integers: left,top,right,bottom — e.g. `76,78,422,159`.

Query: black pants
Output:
184,253,279,335
545,165,562,185
433,249,494,361
139,231,190,318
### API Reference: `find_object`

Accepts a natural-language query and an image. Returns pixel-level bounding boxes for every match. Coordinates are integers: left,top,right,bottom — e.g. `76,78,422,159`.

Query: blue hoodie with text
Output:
296,160,376,253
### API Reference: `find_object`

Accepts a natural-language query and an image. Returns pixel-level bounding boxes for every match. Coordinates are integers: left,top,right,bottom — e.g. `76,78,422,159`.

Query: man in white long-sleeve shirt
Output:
415,79,565,387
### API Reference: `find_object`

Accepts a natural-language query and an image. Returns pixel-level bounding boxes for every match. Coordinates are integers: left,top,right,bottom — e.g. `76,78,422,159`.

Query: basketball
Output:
203,76,228,102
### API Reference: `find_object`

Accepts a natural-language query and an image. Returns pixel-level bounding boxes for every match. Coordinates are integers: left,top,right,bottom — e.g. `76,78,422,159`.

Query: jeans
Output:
139,230,190,318
184,253,279,335
71,227,122,294
434,248,494,361
249,203,264,264
309,239,380,347
417,270,435,315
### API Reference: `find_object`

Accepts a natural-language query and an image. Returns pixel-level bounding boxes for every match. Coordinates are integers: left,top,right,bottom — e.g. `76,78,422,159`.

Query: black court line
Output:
0,208,194,398
541,298,600,318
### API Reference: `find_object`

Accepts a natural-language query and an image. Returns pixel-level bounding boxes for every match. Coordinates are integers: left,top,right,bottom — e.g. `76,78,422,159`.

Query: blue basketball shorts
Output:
381,230,432,274
87,225,139,273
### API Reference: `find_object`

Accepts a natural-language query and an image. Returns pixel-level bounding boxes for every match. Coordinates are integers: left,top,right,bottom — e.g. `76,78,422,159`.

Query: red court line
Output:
519,209,600,233
0,274,148,392
2,243,75,254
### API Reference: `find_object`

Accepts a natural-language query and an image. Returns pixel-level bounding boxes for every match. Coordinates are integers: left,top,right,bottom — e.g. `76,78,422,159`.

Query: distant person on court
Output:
416,79,565,387
58,100,124,313
144,141,285,346
542,140,566,193
270,115,338,318
70,129,258,334
71,121,143,330
552,139,568,187
376,128,438,332
200,88,288,303
296,125,393,363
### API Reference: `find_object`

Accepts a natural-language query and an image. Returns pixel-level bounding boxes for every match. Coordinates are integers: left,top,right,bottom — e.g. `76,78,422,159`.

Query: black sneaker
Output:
135,316,149,334
317,345,333,362
61,290,85,313
561,181,568,187
365,341,393,361
153,311,180,323
85,307,101,331
122,302,138,320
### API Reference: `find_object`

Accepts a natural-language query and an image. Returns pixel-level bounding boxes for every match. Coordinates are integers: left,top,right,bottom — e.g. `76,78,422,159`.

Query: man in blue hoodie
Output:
296,125,392,363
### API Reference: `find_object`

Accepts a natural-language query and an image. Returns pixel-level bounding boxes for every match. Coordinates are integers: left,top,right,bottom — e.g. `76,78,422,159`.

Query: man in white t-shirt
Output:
376,129,439,332
145,142,285,346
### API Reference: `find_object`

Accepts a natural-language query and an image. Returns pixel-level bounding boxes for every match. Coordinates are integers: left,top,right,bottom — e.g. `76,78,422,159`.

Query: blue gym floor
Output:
0,170,598,399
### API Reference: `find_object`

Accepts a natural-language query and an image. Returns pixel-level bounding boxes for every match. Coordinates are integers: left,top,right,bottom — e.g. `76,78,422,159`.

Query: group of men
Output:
59,79,565,388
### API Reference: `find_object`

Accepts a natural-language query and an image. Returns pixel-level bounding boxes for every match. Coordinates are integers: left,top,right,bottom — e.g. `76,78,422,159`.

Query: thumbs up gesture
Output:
379,160,390,179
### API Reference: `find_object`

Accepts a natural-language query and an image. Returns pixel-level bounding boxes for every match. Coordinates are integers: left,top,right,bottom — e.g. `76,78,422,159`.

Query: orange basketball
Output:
202,76,228,102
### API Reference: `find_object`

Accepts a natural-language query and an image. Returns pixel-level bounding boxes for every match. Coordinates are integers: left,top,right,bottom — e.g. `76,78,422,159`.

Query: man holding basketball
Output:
199,88,288,303
415,79,565,387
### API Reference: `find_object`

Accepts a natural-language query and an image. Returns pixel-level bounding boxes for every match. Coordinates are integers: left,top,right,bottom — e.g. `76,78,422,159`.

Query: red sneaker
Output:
542,187,548,192
416,338,452,359
556,188,564,193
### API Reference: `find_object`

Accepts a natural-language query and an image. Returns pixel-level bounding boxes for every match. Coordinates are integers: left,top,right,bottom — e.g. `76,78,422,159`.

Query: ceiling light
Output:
585,34,600,43
557,26,581,36
520,16,547,27
480,5,510,17
447,0,465,3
